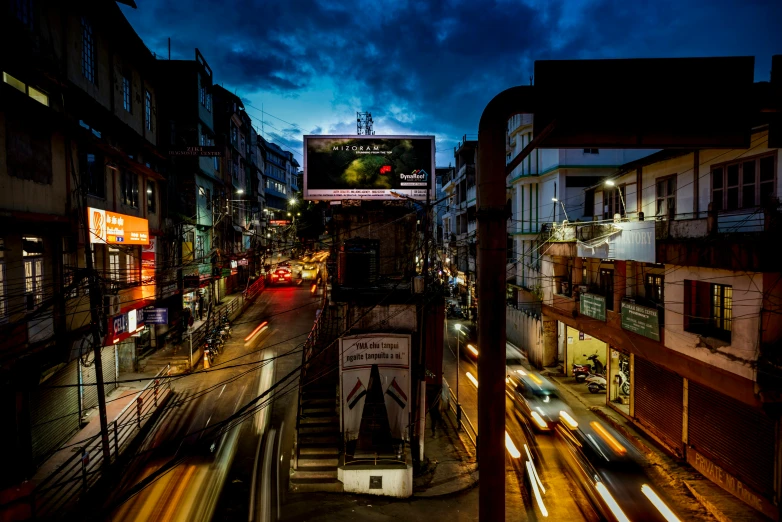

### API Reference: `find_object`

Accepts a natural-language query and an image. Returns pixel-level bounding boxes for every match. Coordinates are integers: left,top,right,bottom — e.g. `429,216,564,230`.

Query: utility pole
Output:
82,207,112,467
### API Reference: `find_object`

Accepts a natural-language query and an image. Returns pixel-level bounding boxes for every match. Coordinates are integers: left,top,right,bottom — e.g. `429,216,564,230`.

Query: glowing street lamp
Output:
604,179,626,216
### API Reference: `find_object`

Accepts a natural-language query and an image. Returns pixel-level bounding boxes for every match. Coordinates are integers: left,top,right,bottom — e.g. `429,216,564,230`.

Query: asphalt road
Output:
104,279,320,522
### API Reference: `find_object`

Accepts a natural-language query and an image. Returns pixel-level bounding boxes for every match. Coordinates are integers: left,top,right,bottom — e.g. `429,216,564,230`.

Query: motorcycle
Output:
572,362,592,383
586,373,607,394
585,353,605,376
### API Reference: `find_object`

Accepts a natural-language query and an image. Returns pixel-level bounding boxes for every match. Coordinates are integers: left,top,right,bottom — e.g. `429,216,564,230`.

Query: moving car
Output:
301,264,319,281
508,371,574,432
269,267,292,285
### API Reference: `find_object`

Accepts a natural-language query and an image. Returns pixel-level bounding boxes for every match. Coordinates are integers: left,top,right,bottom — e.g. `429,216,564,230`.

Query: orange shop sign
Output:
88,207,149,245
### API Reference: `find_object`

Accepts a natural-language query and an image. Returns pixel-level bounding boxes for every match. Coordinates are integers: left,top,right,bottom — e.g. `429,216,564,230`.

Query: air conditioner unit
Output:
104,295,120,316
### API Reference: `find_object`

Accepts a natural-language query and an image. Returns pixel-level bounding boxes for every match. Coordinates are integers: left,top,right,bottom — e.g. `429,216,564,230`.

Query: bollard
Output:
203,349,210,369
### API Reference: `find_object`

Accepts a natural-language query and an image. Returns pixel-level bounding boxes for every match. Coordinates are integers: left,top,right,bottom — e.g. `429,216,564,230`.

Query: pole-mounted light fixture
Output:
604,180,626,216
552,197,569,221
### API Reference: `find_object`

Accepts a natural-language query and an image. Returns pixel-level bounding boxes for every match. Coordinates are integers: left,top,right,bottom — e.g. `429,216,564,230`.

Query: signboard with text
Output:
88,207,149,245
143,308,169,325
620,301,660,341
339,334,410,443
168,146,223,157
576,221,655,263
580,293,606,321
304,135,435,201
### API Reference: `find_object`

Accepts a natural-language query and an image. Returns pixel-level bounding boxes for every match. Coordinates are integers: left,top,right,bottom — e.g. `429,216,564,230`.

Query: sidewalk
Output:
545,372,770,522
414,405,478,497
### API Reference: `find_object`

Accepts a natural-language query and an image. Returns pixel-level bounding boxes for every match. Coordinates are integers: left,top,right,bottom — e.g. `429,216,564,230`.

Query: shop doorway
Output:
608,348,631,416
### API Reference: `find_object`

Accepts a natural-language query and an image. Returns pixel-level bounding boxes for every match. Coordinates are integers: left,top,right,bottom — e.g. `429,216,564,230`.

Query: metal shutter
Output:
80,346,117,411
688,381,775,496
30,361,79,464
634,356,683,454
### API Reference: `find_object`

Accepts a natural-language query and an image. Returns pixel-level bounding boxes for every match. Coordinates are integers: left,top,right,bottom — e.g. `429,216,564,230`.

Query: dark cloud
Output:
123,0,782,163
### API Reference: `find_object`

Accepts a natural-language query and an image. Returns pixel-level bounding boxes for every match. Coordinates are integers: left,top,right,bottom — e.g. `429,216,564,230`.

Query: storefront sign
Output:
143,308,169,324
128,309,138,332
304,135,435,201
222,268,232,278
621,302,660,341
688,448,777,520
112,314,127,337
142,238,156,283
576,221,655,263
339,334,411,443
238,259,249,266
230,260,238,269
580,293,606,321
270,220,291,226
168,146,222,157
87,208,149,245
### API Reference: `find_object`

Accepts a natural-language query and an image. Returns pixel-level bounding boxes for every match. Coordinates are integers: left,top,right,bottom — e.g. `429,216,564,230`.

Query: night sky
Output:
121,0,782,166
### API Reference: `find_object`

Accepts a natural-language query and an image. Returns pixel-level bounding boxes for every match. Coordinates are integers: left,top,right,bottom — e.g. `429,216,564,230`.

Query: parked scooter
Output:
586,373,607,394
572,362,592,383
585,353,605,376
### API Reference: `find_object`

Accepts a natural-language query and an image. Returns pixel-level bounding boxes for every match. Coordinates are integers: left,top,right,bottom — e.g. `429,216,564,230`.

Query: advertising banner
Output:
576,221,655,263
87,207,149,245
339,334,410,442
143,308,169,325
580,293,606,321
621,301,660,341
142,237,156,283
304,135,435,201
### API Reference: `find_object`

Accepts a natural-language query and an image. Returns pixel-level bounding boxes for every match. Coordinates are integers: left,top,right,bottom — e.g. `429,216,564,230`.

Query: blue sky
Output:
121,0,781,166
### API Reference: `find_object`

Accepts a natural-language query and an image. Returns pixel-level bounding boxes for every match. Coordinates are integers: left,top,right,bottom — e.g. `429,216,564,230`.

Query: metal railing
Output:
447,386,477,448
30,364,172,519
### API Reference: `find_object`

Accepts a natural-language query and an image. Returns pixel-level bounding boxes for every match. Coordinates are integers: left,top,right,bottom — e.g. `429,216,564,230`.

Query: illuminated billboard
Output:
304,135,435,201
88,207,149,245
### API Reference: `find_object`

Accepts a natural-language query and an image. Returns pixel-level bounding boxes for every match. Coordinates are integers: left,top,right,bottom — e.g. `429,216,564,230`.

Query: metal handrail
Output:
31,364,171,518
448,387,477,447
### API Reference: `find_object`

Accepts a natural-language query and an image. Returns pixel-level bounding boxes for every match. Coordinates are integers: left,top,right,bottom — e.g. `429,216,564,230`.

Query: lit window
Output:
126,253,137,283
23,237,44,310
109,248,120,281
3,72,49,106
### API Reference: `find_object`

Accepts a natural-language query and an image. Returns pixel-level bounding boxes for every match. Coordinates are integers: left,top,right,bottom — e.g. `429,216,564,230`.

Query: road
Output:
104,279,319,522
443,318,686,522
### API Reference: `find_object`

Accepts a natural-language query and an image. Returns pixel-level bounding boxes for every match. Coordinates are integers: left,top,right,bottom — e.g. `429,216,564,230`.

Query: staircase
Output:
290,301,344,493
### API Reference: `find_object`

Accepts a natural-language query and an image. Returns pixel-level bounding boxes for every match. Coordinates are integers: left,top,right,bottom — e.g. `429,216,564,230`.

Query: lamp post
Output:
455,323,462,430
552,197,569,222
605,180,626,217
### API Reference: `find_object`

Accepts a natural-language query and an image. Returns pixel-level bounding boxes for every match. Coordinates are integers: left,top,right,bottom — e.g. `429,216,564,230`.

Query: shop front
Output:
105,306,148,373
607,347,631,416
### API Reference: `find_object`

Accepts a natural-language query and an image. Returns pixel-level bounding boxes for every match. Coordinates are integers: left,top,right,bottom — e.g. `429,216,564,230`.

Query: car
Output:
454,324,478,361
508,372,574,432
269,268,292,285
301,264,319,281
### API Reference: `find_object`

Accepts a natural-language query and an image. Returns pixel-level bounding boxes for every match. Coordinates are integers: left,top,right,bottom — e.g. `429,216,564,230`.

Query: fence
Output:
29,364,172,519
442,377,477,448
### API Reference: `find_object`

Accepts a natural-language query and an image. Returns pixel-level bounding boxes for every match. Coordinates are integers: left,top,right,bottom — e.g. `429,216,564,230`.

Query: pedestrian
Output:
197,294,204,321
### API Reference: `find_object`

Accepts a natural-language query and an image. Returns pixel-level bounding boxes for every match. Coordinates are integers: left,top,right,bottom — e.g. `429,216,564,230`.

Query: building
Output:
259,136,294,252
509,107,782,516
0,0,164,482
441,137,477,308
433,166,451,270
155,49,220,321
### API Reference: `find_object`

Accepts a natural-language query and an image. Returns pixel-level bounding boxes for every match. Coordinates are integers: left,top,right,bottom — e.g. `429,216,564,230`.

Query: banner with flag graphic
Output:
386,377,408,409
347,377,367,410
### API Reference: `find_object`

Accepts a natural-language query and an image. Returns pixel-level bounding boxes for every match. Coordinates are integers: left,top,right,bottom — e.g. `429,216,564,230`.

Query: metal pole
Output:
476,86,533,522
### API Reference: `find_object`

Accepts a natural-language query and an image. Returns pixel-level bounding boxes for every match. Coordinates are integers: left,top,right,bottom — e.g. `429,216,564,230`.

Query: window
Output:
214,156,220,171
0,239,5,321
120,170,139,207
711,153,777,211
684,280,732,342
23,237,44,310
603,185,625,219
195,235,205,260
2,72,49,106
11,0,34,29
80,152,105,197
645,274,664,303
81,17,95,84
583,149,599,154
231,124,238,146
122,75,132,112
147,180,156,213
656,176,676,217
5,113,52,183
144,90,152,130
126,253,137,283
109,248,120,281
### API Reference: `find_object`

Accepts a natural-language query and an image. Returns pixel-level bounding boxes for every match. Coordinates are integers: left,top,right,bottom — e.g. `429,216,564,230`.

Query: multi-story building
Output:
433,166,451,266
0,0,164,481
441,137,477,307
260,136,293,252
508,108,782,516
156,49,220,319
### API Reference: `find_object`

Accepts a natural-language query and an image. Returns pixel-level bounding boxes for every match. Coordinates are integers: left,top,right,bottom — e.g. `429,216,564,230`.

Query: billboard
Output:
304,135,435,201
576,221,655,264
87,207,149,245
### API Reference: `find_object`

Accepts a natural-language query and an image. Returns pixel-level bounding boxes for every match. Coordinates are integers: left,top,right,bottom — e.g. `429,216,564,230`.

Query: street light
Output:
455,323,462,430
237,188,244,194
289,197,297,206
605,180,626,217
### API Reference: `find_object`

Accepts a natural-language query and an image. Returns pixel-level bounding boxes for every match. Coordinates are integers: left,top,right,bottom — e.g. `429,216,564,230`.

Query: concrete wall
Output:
507,307,543,367
565,325,607,375
665,266,762,381
338,465,413,498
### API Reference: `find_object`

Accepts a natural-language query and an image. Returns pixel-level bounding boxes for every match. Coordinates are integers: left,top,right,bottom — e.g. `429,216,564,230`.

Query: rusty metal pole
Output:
477,86,534,521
